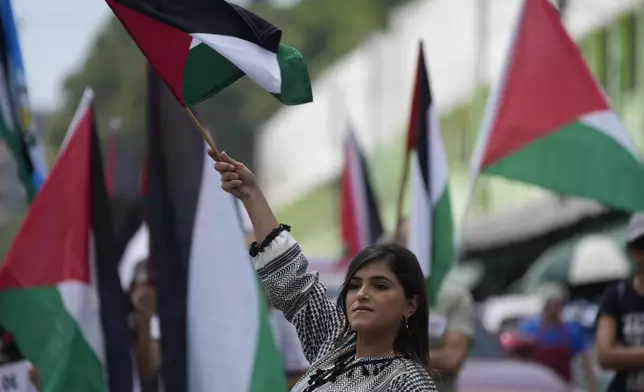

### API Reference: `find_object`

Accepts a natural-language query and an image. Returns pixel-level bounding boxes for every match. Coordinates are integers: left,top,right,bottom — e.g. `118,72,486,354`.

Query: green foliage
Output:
46,17,146,160
44,0,413,168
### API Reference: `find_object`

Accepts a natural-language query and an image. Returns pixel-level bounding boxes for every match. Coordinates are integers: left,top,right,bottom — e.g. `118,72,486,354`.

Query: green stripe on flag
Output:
250,283,287,392
484,121,644,212
428,189,454,307
183,43,245,106
273,44,313,106
183,42,312,107
0,286,105,392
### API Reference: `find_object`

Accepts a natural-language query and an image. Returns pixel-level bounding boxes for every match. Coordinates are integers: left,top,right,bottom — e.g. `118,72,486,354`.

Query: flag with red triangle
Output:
0,89,134,392
406,43,454,306
104,0,312,107
470,0,644,212
340,124,383,265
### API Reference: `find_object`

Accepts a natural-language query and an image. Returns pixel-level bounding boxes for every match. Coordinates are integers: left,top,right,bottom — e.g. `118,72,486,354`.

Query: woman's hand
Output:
210,150,259,200
210,150,279,241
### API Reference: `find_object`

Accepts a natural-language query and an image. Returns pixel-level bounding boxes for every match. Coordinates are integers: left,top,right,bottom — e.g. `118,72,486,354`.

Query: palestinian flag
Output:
0,89,133,391
406,44,454,306
340,125,383,264
146,67,286,391
106,0,312,106
470,0,644,212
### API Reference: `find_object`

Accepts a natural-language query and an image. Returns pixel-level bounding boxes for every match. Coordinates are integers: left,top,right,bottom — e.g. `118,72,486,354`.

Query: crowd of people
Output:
3,153,644,391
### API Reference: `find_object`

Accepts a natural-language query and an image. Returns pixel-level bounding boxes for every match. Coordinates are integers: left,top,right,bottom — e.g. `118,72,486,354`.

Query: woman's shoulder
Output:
389,358,436,392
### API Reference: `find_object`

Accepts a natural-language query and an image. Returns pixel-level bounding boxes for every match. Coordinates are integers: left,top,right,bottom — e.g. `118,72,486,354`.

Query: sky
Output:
14,0,111,112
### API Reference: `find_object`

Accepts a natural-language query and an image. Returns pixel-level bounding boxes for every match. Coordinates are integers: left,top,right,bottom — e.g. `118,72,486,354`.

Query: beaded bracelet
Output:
249,224,291,257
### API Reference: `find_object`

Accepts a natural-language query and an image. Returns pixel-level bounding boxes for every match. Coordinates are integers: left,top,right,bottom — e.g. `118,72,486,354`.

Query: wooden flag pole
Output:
184,107,221,161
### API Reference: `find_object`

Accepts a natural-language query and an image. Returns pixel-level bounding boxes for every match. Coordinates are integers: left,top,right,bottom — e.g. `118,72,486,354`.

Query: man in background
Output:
520,284,596,392
596,212,644,392
395,218,474,392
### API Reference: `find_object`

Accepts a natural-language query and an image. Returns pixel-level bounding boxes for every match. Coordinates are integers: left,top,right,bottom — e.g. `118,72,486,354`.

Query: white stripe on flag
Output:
190,34,281,94
408,156,431,277
187,142,259,391
427,105,449,205
408,105,449,278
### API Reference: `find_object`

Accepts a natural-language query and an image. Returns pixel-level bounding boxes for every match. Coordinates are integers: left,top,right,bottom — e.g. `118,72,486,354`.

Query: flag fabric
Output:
0,0,48,201
146,66,286,391
0,0,48,191
104,129,144,263
106,0,312,107
340,125,383,264
0,89,134,392
406,43,454,306
469,0,644,212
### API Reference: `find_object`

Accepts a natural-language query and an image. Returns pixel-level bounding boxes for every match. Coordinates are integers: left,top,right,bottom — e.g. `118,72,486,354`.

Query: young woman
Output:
213,151,436,392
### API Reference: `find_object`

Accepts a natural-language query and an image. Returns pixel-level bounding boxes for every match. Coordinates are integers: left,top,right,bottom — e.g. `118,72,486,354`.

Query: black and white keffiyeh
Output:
253,230,437,392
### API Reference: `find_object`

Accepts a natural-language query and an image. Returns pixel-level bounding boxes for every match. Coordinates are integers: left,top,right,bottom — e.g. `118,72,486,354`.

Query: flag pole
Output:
184,107,221,161
394,148,411,233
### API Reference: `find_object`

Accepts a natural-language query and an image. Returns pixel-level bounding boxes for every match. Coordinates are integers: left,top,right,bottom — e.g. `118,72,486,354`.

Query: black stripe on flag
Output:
89,106,135,391
412,44,433,193
105,131,144,263
115,0,281,53
146,64,205,391
354,135,384,245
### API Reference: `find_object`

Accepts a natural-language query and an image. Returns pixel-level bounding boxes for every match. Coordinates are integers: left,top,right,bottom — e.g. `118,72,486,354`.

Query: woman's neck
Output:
355,331,396,359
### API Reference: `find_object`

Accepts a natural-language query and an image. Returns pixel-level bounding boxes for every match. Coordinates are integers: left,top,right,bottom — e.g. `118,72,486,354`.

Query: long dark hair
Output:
335,243,430,367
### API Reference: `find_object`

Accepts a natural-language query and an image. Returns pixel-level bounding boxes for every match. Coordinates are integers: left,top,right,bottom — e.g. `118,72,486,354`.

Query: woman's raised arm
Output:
212,151,344,363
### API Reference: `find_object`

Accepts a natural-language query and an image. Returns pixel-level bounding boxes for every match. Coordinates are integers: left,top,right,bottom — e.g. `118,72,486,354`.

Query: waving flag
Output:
106,0,312,107
0,0,48,197
469,0,644,212
407,43,454,306
146,67,285,391
0,89,133,392
340,125,383,263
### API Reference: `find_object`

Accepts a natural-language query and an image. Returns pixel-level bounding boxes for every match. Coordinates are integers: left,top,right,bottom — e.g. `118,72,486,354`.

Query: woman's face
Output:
345,260,418,334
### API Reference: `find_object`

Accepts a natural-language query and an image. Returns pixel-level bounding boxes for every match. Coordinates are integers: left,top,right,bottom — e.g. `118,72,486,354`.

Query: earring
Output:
405,317,411,335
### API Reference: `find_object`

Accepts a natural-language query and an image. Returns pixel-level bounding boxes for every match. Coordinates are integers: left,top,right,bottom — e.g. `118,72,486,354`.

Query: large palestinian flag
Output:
340,125,383,264
470,0,644,212
106,0,312,106
146,67,286,391
0,89,133,391
406,44,454,306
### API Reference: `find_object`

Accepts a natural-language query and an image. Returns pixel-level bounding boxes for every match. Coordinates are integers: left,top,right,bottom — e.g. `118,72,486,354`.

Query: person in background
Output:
128,260,161,391
239,200,309,389
0,327,40,390
395,218,474,392
519,284,596,392
596,212,644,392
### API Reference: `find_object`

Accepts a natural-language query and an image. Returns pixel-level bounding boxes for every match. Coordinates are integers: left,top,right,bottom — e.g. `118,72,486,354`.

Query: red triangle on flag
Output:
0,99,95,290
481,0,609,168
105,0,192,105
